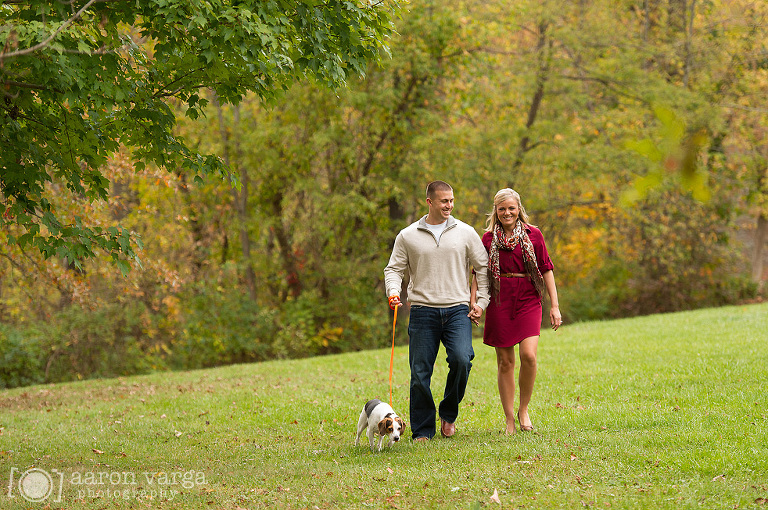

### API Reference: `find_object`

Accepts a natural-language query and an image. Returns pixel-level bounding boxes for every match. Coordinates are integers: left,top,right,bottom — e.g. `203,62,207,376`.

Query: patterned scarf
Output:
489,220,546,300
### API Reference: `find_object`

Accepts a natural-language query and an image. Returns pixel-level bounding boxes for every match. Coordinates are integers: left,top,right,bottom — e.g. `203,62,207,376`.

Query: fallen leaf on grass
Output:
755,498,766,505
712,475,725,482
570,453,577,461
92,449,104,454
490,489,501,504
387,467,394,474
174,430,183,437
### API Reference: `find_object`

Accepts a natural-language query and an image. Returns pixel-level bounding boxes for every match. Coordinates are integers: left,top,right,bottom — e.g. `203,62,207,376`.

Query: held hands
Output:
388,295,402,310
467,302,482,326
550,306,562,331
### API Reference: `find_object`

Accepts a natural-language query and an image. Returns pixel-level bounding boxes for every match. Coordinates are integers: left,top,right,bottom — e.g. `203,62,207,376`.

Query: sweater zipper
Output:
422,223,456,247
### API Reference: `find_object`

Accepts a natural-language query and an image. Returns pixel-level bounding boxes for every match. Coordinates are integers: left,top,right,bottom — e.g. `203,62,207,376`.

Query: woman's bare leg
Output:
495,346,517,434
517,335,539,430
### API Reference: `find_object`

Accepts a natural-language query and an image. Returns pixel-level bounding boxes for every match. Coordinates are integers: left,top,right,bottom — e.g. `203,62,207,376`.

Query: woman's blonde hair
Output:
485,188,530,232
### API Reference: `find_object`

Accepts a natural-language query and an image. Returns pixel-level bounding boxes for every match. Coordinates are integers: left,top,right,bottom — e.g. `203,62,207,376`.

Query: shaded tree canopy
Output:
0,0,399,273
1,0,766,389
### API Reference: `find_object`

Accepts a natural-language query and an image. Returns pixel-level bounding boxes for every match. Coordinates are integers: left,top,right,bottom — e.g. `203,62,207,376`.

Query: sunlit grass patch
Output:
1,303,766,508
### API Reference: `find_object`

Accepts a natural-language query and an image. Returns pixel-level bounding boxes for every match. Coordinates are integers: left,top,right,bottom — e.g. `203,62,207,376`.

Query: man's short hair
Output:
426,181,453,199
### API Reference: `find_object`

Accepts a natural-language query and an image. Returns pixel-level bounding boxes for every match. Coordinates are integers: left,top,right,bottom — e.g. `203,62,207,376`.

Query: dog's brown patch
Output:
378,417,394,436
395,417,406,430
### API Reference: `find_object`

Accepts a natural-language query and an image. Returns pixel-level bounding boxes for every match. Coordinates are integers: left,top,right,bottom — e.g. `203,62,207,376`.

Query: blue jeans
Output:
407,304,474,439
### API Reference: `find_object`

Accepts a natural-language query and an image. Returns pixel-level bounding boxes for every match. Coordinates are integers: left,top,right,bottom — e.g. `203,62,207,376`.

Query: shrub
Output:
0,325,45,389
174,287,277,368
42,302,169,383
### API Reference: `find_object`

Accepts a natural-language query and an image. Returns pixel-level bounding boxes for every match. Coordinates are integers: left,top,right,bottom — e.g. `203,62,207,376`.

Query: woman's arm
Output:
543,270,562,330
468,274,480,325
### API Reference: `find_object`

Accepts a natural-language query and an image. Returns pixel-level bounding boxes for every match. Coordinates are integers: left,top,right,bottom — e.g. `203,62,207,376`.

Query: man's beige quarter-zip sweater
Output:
384,215,490,310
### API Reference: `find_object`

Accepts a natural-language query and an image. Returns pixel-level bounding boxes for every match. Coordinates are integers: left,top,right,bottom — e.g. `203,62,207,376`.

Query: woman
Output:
471,188,561,434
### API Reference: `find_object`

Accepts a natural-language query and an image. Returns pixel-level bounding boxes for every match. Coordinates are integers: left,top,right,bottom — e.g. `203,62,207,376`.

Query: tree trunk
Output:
176,171,207,276
215,99,258,302
683,0,696,88
269,191,303,300
753,213,767,291
510,21,551,176
667,0,686,34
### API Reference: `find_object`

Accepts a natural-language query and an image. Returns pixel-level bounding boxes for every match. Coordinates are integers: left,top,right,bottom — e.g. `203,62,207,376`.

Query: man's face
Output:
427,189,454,221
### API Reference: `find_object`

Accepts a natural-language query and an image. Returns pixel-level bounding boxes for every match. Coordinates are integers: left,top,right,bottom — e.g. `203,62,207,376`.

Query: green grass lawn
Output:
1,303,767,509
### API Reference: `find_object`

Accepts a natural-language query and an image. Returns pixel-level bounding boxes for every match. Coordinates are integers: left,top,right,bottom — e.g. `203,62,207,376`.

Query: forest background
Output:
1,0,767,388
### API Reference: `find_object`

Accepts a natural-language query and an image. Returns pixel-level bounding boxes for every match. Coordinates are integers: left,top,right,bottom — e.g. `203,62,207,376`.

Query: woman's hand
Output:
468,303,482,326
550,306,562,331
543,271,562,331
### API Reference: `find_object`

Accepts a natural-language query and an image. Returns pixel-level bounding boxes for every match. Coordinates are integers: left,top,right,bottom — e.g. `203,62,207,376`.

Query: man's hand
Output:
467,303,482,326
388,295,402,310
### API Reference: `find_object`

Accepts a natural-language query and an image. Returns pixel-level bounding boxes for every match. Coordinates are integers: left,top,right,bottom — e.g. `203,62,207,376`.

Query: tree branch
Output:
0,0,98,60
0,102,55,128
152,67,209,99
438,46,521,61
528,199,606,216
559,73,649,105
1,79,62,93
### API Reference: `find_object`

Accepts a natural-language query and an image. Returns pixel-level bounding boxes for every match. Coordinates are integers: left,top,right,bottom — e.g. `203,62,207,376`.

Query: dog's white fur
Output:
355,399,406,452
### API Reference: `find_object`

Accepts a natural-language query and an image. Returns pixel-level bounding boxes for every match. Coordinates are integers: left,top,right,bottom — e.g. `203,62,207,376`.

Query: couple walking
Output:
384,181,562,440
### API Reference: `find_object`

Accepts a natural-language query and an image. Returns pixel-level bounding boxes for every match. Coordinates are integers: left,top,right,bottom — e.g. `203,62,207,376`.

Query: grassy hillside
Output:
1,303,766,509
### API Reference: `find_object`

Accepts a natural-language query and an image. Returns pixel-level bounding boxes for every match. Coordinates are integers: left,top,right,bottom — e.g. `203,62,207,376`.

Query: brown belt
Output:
500,273,527,278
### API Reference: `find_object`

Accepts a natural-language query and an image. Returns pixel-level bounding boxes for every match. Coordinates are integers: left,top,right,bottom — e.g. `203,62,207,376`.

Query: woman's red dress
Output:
482,225,554,348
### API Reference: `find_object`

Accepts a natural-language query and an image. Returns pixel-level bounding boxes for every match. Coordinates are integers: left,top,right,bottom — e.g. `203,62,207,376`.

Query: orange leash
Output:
388,305,398,407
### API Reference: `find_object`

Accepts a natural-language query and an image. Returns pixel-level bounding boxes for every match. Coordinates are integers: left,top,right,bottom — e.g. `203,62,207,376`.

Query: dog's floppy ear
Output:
378,417,394,436
396,417,406,430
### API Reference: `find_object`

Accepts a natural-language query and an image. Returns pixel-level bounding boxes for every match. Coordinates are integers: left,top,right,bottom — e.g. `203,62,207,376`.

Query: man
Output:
384,181,490,441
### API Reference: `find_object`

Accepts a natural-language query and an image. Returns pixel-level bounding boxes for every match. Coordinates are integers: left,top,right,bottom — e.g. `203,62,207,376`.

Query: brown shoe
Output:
517,411,534,432
440,418,455,438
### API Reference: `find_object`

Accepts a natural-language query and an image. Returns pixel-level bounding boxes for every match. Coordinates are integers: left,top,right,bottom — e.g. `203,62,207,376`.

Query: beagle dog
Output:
355,399,406,452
